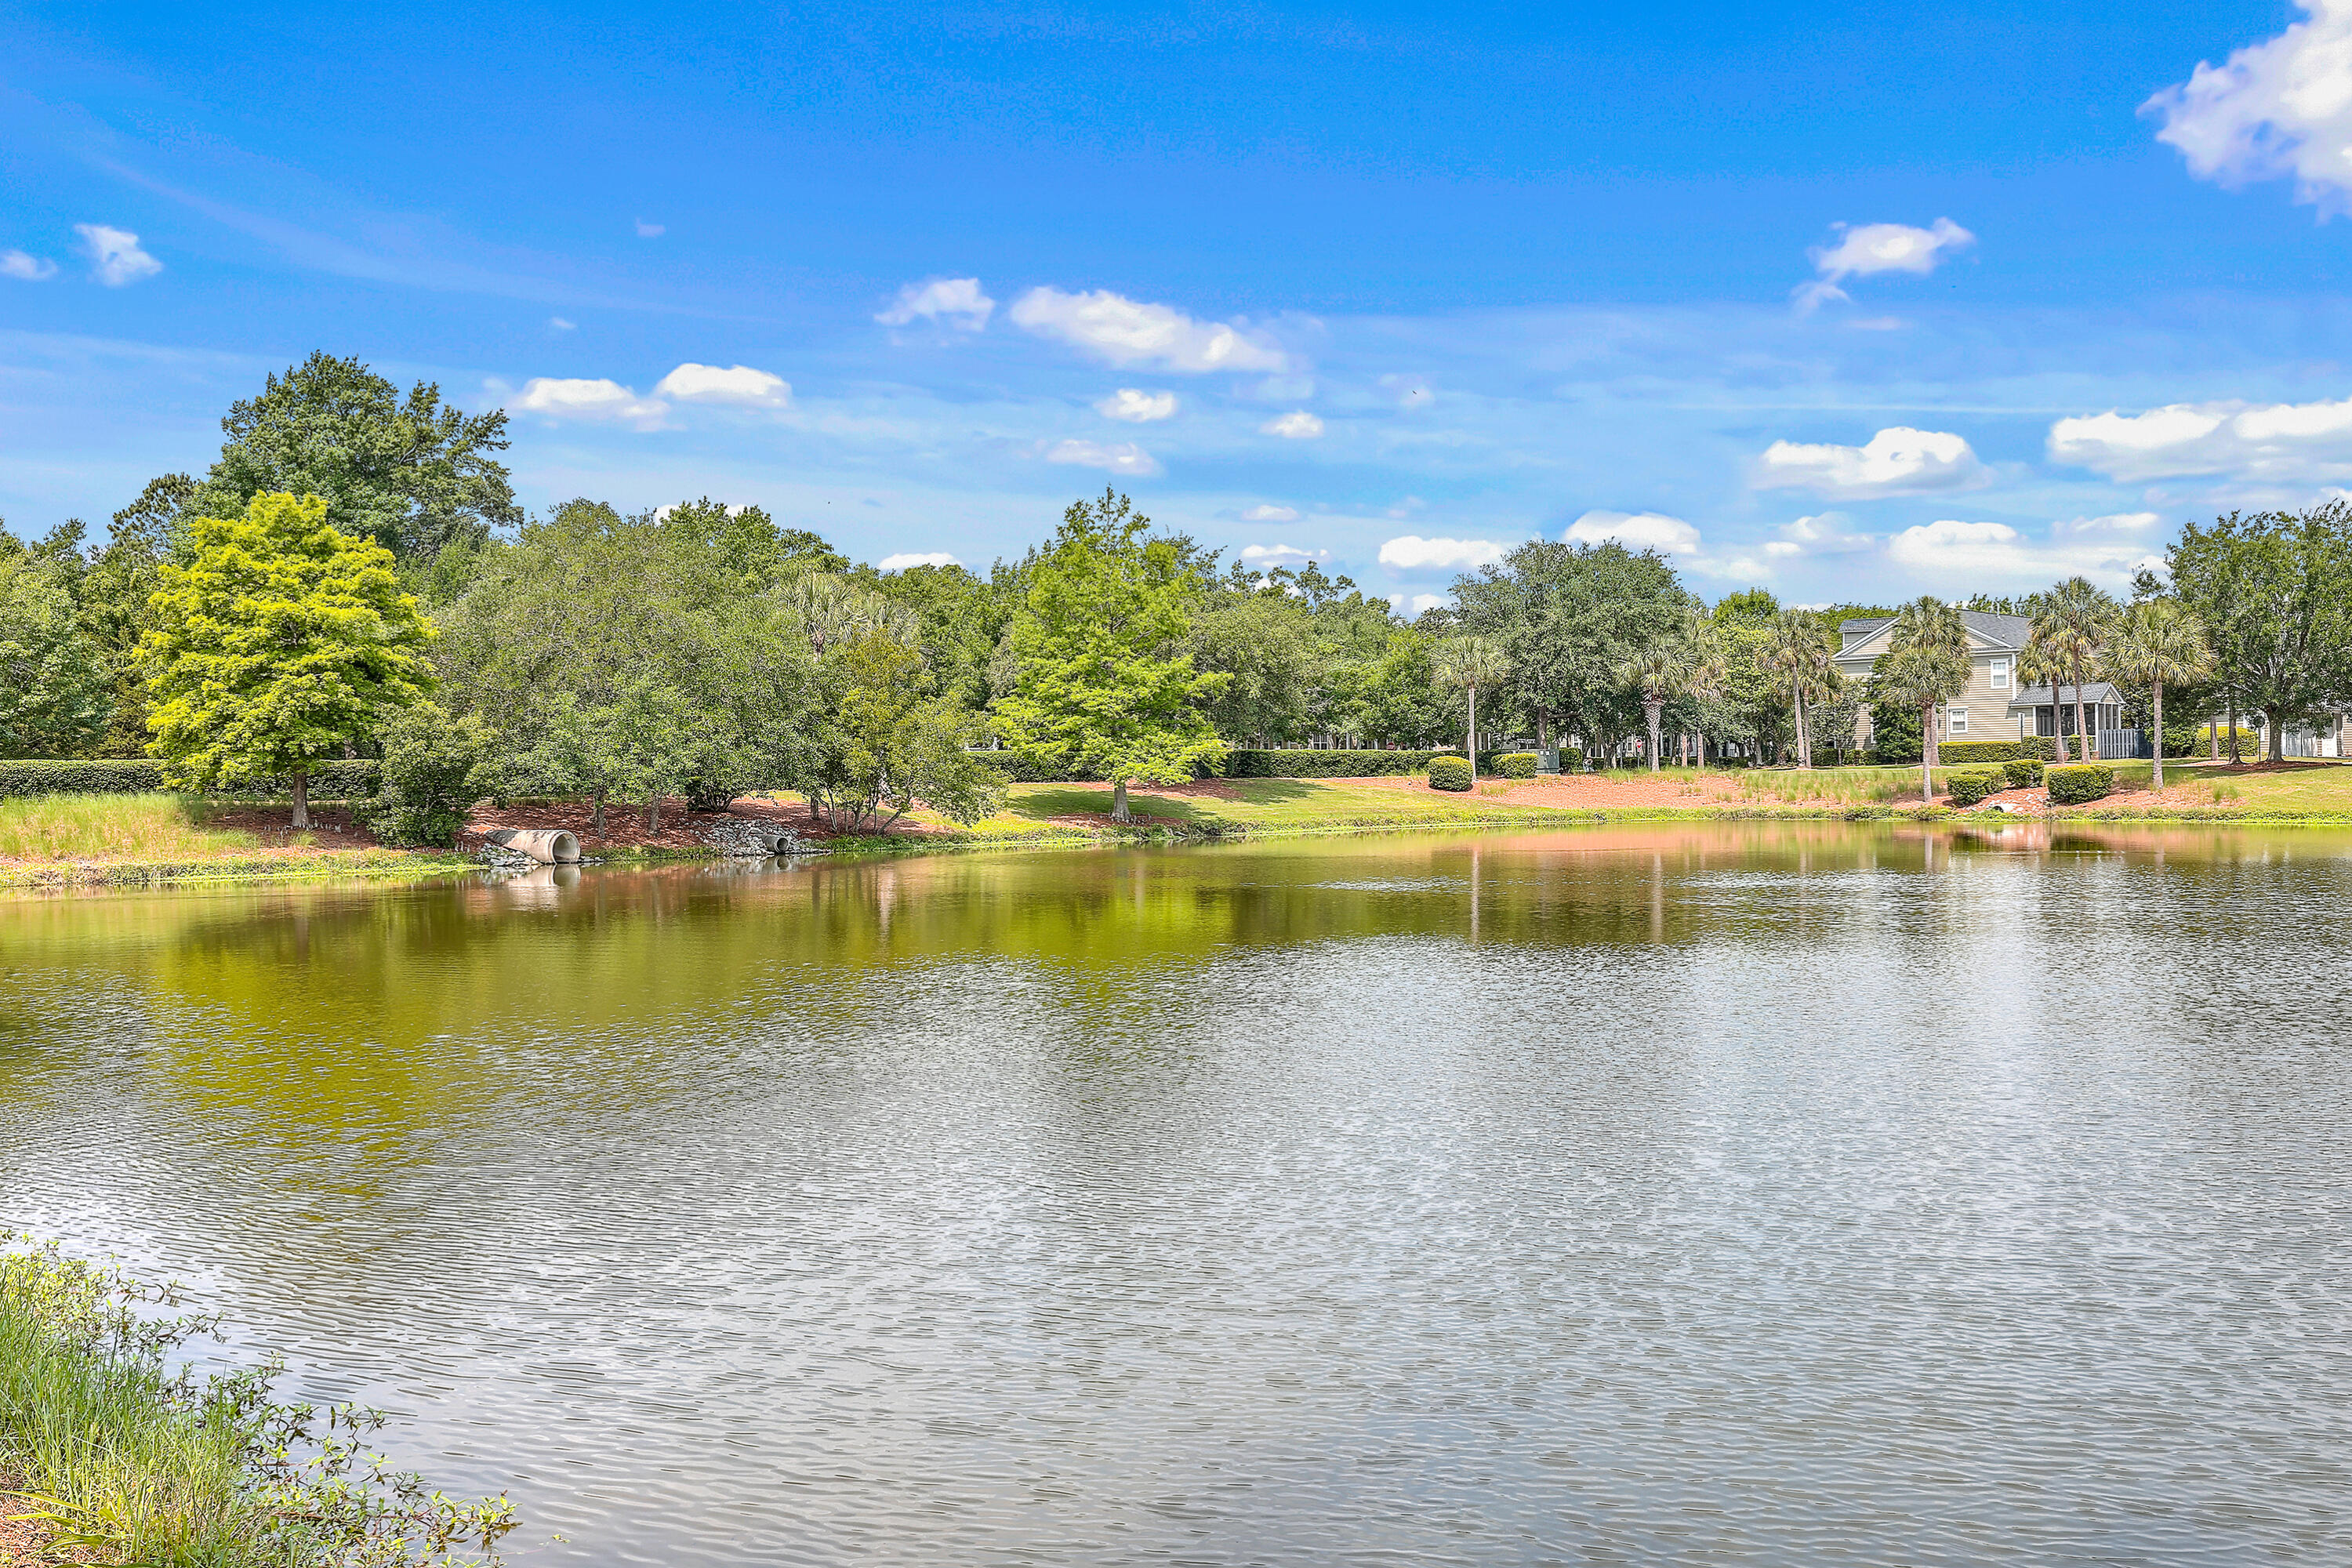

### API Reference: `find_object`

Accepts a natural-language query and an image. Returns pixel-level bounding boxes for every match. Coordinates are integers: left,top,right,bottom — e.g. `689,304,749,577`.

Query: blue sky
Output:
5,0,2350,606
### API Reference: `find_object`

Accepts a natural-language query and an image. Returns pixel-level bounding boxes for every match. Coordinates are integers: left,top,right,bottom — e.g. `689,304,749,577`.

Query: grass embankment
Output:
0,1239,513,1567
0,793,448,889
895,777,1586,844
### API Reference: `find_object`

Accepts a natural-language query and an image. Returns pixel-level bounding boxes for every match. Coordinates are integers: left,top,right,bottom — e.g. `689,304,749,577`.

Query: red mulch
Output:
199,803,388,848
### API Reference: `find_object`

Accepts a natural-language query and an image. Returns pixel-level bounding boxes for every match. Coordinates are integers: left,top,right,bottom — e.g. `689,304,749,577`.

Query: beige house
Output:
1838,611,2074,749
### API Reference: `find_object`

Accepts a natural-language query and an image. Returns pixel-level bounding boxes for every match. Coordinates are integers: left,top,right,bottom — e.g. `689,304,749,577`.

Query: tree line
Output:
5,351,2350,833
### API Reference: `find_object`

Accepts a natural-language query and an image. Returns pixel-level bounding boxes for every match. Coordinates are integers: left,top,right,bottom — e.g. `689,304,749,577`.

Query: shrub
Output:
359,703,491,848
1554,746,1584,772
0,757,380,800
1221,749,1443,779
1497,752,1538,779
2002,757,2042,790
1945,767,2005,806
2045,763,2114,805
1427,755,1473,791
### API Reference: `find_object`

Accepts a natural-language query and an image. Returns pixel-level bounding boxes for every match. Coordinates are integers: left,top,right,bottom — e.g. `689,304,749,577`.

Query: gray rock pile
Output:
700,816,802,857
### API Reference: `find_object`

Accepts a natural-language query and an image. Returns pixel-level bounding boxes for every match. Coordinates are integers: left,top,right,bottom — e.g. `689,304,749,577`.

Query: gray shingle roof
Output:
1840,610,2031,652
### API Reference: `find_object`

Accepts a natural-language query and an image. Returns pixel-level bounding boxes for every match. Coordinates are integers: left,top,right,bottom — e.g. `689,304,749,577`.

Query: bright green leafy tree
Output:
996,489,1228,822
138,492,437,825
0,532,111,757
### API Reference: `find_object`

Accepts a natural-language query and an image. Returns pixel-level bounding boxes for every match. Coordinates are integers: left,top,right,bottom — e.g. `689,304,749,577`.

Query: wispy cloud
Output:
1096,387,1177,422
1754,426,1987,497
1043,437,1161,476
1241,503,1298,522
74,224,161,286
1260,410,1325,438
2,250,58,281
1563,510,1699,555
1887,518,2160,586
2146,2,2352,212
877,277,995,330
510,377,667,427
877,551,960,570
1010,286,1287,372
1378,535,1505,571
2049,395,2352,481
1795,219,1974,311
635,219,666,238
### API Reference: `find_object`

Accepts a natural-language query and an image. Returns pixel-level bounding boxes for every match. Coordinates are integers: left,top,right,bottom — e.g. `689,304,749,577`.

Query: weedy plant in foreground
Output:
1,1236,517,1566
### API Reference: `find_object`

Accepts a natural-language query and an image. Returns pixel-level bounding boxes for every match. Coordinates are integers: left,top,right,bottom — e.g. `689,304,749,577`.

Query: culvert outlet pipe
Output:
485,828,580,864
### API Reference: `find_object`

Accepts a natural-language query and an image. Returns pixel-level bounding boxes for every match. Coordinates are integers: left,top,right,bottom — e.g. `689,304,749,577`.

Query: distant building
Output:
1837,612,2047,747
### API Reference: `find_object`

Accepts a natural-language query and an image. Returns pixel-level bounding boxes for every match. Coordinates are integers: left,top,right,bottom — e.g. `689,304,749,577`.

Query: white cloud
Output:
1886,519,2160,586
1239,543,1327,568
1008,286,1287,372
74,224,161,287
2145,2,2352,212
1388,592,1446,615
2,250,57,281
2055,511,2161,535
1044,438,1162,477
635,220,665,238
1795,218,1973,310
1378,535,1508,571
1241,503,1299,523
1774,513,1877,555
877,552,961,571
1260,410,1325,439
1096,387,1177,422
2048,395,2352,481
1563,509,1702,555
511,377,667,426
653,362,792,407
1754,426,1987,497
877,277,996,330
548,316,576,332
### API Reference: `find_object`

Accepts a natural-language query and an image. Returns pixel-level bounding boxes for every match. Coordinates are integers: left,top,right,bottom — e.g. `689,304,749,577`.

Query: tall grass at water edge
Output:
0,793,267,861
1,1237,515,1566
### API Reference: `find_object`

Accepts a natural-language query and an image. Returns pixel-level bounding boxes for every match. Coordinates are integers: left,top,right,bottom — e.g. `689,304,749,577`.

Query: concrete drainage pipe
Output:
484,828,581,864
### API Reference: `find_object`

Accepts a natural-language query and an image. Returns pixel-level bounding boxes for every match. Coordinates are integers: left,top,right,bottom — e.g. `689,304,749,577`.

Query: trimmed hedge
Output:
2046,763,2114,805
1222,749,1444,779
1935,737,2057,765
1946,767,2005,807
1497,752,1538,779
1427,756,1473,791
2002,757,2043,790
1555,746,1584,772
0,758,382,800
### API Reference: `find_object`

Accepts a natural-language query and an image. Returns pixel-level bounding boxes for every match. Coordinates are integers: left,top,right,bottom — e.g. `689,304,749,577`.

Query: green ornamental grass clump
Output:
1427,755,1473,791
1945,767,2006,806
1497,752,1538,779
2045,763,2115,804
2002,757,2043,790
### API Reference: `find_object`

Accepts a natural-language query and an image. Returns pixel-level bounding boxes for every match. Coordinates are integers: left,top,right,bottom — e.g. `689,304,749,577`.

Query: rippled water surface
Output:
6,822,2352,1566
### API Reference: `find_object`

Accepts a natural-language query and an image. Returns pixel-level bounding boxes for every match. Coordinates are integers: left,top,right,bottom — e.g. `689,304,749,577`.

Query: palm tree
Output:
1759,610,1843,768
2033,577,2118,759
1432,635,1508,774
1882,596,1973,804
1681,627,1726,768
2016,639,2072,764
1615,647,1680,772
2104,600,2213,791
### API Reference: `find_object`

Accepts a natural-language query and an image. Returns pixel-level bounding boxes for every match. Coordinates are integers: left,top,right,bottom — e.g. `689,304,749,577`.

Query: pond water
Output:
5,822,2352,1566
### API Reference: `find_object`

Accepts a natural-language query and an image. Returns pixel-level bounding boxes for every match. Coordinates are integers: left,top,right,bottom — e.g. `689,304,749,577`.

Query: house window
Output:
1990,658,2009,691
1947,706,1969,735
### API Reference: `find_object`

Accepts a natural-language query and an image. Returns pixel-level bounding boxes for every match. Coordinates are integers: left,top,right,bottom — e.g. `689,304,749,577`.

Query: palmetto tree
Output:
1680,624,1727,767
2104,599,2214,791
1615,646,1681,772
1759,609,1838,768
2033,576,2118,758
2016,639,2073,764
1881,596,1973,804
1432,634,1508,773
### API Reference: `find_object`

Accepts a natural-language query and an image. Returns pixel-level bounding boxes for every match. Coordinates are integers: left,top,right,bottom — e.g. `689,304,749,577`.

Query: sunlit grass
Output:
0,793,261,862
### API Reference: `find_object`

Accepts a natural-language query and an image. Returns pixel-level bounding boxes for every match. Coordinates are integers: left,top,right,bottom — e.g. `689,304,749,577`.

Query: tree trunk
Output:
2267,709,2285,764
1796,684,1813,769
2051,690,2070,764
1467,686,1478,775
2209,710,2220,761
1111,777,1131,822
1646,699,1662,772
593,791,608,840
1920,702,1936,804
2227,691,2241,764
2151,680,2166,792
2071,667,2092,763
290,769,309,830
646,795,662,833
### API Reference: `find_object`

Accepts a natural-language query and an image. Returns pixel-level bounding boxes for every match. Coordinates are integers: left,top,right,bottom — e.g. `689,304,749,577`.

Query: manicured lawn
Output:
924,778,1581,837
2146,760,2352,813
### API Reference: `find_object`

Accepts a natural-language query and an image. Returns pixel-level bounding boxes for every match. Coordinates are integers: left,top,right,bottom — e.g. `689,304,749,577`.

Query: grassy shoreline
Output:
0,1239,513,1567
7,769,2352,889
